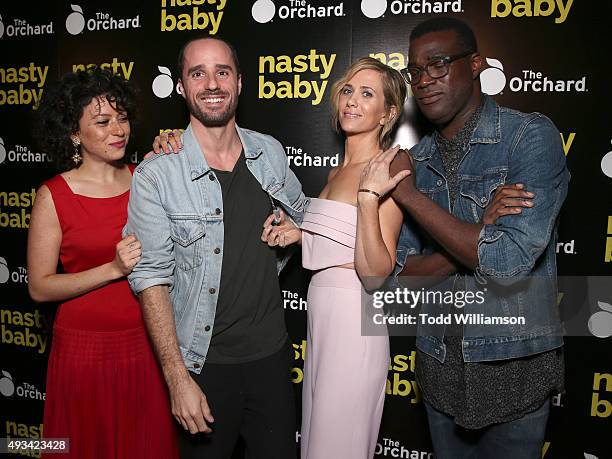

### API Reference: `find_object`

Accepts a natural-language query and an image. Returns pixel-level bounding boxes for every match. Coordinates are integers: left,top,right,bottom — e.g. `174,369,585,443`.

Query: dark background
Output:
1,1,611,457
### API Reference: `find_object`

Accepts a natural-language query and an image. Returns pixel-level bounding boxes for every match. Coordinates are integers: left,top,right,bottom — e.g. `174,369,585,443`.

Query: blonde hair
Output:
330,57,407,149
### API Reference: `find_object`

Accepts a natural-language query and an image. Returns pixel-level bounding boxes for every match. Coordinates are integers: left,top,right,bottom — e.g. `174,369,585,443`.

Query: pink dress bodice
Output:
301,198,356,270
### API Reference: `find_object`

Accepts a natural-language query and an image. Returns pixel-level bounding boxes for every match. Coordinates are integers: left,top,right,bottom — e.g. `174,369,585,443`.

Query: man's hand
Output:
483,183,534,225
169,374,215,434
139,287,214,435
358,145,411,198
261,209,302,248
390,149,418,205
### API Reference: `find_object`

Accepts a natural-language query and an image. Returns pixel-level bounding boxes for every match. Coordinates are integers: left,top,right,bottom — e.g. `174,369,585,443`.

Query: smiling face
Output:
408,29,481,127
337,69,393,143
179,38,241,128
74,96,130,163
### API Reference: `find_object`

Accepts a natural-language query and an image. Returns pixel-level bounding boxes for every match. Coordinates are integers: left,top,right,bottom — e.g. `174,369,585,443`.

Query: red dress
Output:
42,170,178,459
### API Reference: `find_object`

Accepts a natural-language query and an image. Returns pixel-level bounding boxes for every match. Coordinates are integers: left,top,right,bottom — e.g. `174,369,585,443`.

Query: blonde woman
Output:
262,57,409,459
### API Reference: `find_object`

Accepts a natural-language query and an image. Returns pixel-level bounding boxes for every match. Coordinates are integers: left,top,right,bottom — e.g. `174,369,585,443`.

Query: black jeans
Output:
178,344,297,459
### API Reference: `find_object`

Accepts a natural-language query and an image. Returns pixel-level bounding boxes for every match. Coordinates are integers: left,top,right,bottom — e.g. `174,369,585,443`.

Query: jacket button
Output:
209,174,215,181
204,325,211,332
214,248,221,254
215,208,221,215
209,287,216,294
480,196,487,203
193,363,200,369
434,348,440,355
436,179,443,186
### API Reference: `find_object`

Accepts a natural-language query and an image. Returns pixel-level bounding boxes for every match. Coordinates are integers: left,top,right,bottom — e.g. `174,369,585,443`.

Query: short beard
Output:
186,91,238,128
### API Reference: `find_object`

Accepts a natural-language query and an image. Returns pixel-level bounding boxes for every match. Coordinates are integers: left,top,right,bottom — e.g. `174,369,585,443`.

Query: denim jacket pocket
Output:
168,215,205,271
168,215,205,328
417,180,446,200
460,169,507,222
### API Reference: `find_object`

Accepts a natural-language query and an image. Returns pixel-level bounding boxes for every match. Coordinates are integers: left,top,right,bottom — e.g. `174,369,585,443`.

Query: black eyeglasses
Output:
401,50,475,86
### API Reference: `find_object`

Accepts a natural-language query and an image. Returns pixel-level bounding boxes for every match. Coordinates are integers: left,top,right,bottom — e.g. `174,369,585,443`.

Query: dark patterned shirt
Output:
434,102,483,211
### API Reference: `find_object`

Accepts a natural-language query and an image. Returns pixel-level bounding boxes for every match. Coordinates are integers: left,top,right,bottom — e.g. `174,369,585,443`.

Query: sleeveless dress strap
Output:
43,175,76,233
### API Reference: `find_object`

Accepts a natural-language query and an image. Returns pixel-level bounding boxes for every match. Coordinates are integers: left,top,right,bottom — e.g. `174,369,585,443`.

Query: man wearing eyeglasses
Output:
362,17,569,459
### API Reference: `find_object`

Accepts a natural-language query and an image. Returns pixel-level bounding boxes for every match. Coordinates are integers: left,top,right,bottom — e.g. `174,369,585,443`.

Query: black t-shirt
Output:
206,151,287,364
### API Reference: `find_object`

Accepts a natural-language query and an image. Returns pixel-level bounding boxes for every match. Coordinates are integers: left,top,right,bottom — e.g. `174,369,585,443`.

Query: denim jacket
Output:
396,95,569,363
125,124,309,373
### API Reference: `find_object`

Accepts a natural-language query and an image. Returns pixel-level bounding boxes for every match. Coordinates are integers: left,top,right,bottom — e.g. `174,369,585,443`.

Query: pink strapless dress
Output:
300,198,389,459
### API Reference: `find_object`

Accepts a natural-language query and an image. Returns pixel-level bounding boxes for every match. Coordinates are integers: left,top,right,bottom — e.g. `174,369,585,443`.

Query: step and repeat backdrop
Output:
1,0,611,458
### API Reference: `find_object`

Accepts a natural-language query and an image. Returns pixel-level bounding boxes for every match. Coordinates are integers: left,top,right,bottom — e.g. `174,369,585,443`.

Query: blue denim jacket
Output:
396,95,569,363
125,124,309,373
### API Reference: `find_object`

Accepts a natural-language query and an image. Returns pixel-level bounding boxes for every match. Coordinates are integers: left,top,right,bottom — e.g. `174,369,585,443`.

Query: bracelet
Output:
358,188,381,199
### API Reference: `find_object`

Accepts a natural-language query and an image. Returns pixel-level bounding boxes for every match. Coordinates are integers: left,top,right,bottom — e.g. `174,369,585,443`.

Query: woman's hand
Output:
359,145,412,200
145,129,184,158
112,234,142,277
261,209,302,248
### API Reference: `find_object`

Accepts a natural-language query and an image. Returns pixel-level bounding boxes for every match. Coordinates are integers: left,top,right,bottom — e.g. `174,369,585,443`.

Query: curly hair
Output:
36,67,137,170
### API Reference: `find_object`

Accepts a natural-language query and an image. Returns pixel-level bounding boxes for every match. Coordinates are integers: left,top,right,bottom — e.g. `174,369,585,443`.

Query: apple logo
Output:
361,0,387,18
0,370,14,397
588,301,612,338
66,4,85,35
152,67,175,99
392,96,421,150
0,257,9,284
0,137,6,164
480,57,506,96
601,140,612,179
252,0,276,23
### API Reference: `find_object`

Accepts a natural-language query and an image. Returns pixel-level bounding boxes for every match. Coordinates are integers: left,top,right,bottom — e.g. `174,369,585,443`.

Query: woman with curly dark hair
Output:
27,68,178,459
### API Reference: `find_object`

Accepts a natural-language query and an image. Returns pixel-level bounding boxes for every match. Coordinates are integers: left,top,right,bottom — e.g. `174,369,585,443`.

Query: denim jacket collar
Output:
412,94,501,162
470,94,501,145
183,123,265,181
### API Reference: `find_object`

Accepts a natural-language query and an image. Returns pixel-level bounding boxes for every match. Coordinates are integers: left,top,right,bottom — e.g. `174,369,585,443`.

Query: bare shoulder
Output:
318,166,341,200
327,166,340,181
34,184,53,206
30,184,60,229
